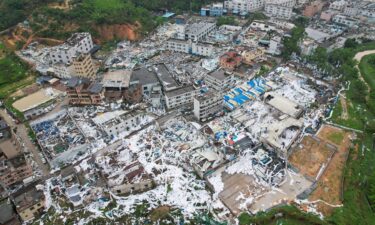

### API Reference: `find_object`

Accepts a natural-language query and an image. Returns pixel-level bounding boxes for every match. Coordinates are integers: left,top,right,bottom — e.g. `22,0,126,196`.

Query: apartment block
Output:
164,85,197,109
0,119,32,189
265,0,296,7
50,33,93,64
303,0,324,17
265,4,293,19
220,51,242,70
329,0,347,11
224,0,265,13
241,48,266,64
332,14,359,27
93,111,143,137
201,3,224,16
206,69,235,91
185,22,216,42
72,53,96,79
194,92,223,120
66,77,103,105
12,184,45,222
165,39,214,57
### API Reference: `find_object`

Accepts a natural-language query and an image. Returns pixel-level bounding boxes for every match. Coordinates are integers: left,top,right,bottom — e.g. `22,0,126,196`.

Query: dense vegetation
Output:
0,0,58,31
307,40,375,224
281,17,308,60
0,43,32,98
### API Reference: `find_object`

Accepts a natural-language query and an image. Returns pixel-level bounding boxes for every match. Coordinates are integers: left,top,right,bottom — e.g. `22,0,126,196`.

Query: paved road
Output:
0,109,50,176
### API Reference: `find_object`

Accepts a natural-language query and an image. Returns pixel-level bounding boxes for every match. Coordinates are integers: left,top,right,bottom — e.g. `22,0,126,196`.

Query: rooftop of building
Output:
0,199,17,224
185,22,216,34
12,183,44,211
131,67,160,85
12,88,61,113
194,91,222,103
66,32,91,47
165,85,196,98
102,70,131,88
208,69,233,81
152,64,179,90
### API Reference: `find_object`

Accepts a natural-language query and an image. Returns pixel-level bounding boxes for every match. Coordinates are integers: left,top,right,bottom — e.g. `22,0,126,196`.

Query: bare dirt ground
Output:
340,95,348,120
289,136,335,180
307,125,352,216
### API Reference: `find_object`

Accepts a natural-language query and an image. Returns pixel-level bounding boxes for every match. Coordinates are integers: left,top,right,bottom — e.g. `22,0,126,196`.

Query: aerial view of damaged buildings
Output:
1,0,374,223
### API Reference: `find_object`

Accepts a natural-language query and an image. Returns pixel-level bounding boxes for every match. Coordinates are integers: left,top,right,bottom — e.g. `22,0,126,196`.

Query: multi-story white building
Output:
333,14,359,27
343,6,358,16
49,33,94,64
164,86,197,109
93,110,143,137
329,0,347,11
165,39,214,57
165,39,190,53
224,0,265,14
51,53,96,79
205,69,235,91
265,0,296,7
193,92,223,120
52,63,73,79
268,36,282,55
185,22,216,42
265,4,293,19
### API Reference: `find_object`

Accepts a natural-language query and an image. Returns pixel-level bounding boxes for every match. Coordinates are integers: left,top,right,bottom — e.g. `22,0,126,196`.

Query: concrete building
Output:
50,33,94,64
265,4,293,19
165,39,214,57
71,53,96,79
265,0,296,7
0,199,21,225
268,36,282,55
299,38,318,55
164,85,197,109
194,92,223,120
329,0,347,11
93,110,143,137
333,14,359,27
219,51,242,70
343,6,359,16
0,120,32,189
12,88,62,120
224,0,265,14
264,93,304,118
201,3,224,16
206,69,235,91
185,22,216,42
109,161,154,195
241,48,266,64
320,10,338,21
0,155,33,188
102,69,142,103
66,77,103,105
12,184,45,222
303,0,324,17
130,67,161,97
51,63,73,79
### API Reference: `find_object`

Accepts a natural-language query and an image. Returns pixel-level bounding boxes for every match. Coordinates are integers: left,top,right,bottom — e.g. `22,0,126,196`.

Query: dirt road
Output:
0,109,50,176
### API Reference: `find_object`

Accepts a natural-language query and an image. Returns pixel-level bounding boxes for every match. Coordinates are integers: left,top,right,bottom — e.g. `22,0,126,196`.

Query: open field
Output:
289,135,336,180
307,125,352,216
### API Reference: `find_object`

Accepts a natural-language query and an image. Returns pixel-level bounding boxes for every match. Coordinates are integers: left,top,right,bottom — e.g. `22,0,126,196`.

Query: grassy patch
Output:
359,54,375,90
328,131,345,145
238,205,327,225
